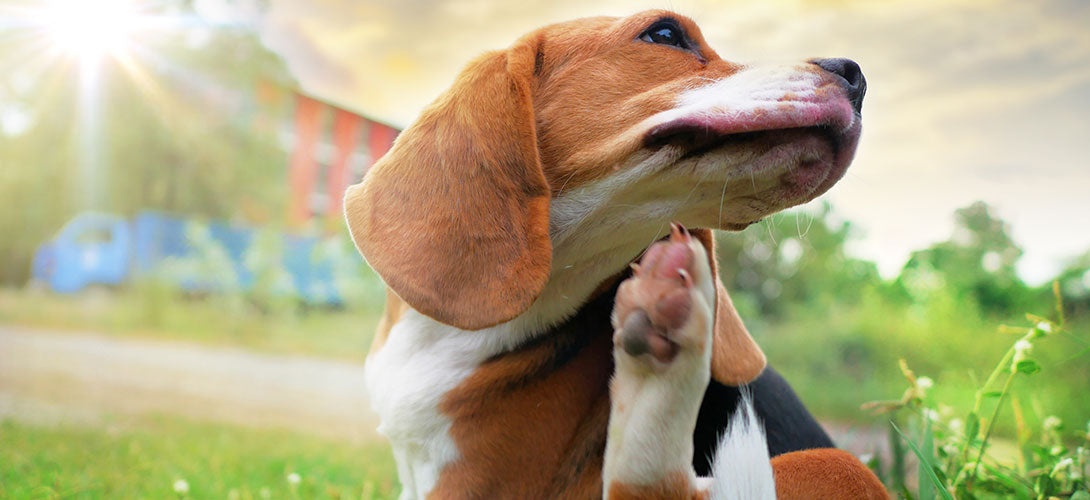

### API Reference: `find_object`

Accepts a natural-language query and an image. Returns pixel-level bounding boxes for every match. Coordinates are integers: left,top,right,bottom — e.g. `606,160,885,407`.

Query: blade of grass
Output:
891,420,955,500
889,424,907,494
918,417,936,500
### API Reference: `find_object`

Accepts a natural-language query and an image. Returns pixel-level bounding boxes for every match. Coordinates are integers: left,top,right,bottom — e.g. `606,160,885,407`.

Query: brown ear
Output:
690,229,767,385
344,36,551,330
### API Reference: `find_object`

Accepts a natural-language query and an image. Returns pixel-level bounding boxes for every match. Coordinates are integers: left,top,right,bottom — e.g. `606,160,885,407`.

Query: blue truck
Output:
32,211,351,304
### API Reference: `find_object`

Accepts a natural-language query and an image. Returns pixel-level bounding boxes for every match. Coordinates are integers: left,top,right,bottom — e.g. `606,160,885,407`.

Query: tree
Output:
897,202,1032,314
715,202,881,319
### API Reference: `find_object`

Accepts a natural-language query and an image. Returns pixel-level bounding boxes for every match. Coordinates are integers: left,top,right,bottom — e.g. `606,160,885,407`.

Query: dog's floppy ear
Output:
344,36,551,330
691,229,767,385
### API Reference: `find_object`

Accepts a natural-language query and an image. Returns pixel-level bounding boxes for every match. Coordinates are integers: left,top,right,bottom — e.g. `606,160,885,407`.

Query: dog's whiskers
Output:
796,210,815,238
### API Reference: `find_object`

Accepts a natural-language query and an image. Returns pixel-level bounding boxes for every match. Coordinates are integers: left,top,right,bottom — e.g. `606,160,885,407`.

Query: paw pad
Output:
613,223,709,365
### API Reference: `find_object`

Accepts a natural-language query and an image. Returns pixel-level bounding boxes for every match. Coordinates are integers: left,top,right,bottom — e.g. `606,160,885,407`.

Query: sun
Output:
38,0,140,65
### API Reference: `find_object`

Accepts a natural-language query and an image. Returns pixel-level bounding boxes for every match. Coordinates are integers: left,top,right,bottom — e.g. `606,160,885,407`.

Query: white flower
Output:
917,376,934,391
287,472,301,486
949,418,965,435
923,408,940,422
173,479,190,495
1014,340,1033,355
1044,415,1063,432
1036,322,1052,334
1011,339,1034,371
1051,457,1074,476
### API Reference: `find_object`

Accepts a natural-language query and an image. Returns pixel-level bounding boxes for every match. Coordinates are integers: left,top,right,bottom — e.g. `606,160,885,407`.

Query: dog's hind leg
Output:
603,223,762,500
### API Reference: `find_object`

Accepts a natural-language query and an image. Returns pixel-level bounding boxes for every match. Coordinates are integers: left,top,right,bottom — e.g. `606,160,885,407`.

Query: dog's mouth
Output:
642,105,862,222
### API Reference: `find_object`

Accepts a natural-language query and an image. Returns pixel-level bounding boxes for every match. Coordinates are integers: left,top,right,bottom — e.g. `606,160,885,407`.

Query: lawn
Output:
0,415,399,500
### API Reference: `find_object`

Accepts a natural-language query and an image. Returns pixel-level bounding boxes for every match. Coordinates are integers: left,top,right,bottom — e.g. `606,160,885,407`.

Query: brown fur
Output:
344,35,552,331
689,229,766,384
607,471,708,500
771,448,890,500
432,283,617,499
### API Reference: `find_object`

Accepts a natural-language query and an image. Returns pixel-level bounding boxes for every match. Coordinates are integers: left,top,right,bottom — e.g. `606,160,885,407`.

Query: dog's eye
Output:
639,22,687,49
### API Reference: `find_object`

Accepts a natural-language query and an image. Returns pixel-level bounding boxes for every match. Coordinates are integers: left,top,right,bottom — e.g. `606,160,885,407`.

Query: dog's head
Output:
345,10,864,375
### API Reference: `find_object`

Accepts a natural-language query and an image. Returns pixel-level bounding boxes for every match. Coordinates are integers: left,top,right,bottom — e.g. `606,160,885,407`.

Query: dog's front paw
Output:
612,223,716,371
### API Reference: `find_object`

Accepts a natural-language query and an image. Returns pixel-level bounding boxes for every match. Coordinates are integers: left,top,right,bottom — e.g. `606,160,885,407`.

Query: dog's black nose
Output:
812,58,866,113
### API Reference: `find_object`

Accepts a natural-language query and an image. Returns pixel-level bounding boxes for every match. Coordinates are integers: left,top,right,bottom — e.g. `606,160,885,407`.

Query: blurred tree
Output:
715,202,881,319
1054,251,1090,319
896,202,1033,315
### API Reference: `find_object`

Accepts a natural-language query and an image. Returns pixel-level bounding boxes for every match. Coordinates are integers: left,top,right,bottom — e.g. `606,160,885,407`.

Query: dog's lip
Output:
644,100,861,195
642,100,859,155
645,94,858,150
642,99,862,227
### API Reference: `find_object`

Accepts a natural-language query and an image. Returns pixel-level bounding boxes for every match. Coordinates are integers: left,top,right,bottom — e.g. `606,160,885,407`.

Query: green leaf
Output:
889,425,907,494
1015,359,1040,375
1034,474,1055,496
890,420,955,500
1070,490,1090,500
966,412,980,441
981,463,1035,498
981,391,1003,399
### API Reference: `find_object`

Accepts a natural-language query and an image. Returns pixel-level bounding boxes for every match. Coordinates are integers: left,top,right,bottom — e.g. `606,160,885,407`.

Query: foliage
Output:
723,202,1090,436
0,415,398,499
865,287,1089,499
897,202,1035,315
155,219,387,315
715,202,881,320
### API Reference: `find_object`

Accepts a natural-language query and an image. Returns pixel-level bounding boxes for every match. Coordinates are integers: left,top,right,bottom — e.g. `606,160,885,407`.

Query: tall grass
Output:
866,284,1089,499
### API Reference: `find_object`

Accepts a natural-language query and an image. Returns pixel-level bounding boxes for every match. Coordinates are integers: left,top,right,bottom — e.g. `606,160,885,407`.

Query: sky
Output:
198,0,1090,284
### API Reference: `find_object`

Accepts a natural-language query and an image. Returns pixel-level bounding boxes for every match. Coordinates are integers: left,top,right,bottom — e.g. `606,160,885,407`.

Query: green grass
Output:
757,288,1090,440
0,415,399,500
0,287,382,361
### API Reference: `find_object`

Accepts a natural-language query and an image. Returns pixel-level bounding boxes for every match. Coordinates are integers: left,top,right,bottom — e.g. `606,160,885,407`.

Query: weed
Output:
866,284,1089,499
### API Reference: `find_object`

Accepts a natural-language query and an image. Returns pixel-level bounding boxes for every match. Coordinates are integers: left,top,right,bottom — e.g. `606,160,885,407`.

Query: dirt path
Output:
0,325,379,441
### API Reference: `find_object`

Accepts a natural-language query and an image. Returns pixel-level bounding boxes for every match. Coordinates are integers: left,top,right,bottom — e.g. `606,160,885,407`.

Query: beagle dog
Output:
345,10,887,500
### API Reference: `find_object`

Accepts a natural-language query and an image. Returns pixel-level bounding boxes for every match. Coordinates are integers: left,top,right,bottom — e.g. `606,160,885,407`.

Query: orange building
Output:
262,85,399,227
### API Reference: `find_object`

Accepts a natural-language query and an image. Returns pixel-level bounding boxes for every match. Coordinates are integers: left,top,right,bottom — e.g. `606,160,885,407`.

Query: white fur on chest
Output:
364,258,633,499
365,311,492,499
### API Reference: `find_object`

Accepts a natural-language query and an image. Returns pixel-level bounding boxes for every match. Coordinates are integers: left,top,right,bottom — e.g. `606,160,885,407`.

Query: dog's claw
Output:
677,268,693,288
669,222,690,242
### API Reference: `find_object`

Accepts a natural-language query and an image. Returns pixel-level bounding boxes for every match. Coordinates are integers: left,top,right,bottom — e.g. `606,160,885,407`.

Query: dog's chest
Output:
365,292,618,499
364,311,511,498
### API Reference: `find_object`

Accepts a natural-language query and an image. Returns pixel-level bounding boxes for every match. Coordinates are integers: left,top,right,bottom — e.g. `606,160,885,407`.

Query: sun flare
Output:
38,0,140,65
